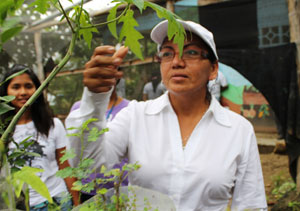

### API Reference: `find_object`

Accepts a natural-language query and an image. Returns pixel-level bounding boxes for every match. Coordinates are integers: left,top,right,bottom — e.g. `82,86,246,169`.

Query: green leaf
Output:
1,25,23,43
67,126,79,131
81,181,95,193
11,166,21,174
97,188,108,195
122,162,141,172
100,165,107,174
81,118,98,131
0,0,14,25
0,95,15,102
132,0,144,13
79,158,95,169
8,151,24,159
109,168,120,177
79,26,98,49
119,9,144,60
14,0,25,11
144,1,185,56
88,127,102,142
29,0,50,14
0,102,15,115
168,19,185,56
13,166,53,203
14,159,26,166
0,140,4,154
0,68,27,86
66,133,81,137
78,9,98,49
20,137,34,147
56,167,73,179
72,180,83,191
13,178,24,198
59,148,76,164
107,3,120,39
24,151,41,158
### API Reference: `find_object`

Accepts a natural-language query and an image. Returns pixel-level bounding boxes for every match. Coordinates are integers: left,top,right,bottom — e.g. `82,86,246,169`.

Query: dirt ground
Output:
260,151,292,209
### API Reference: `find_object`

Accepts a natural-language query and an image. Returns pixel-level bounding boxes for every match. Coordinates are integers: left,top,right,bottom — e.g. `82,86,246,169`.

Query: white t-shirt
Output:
143,81,166,99
66,88,267,211
208,71,228,100
9,118,68,206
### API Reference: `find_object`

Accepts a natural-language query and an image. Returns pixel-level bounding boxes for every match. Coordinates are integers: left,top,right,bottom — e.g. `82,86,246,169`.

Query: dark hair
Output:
0,64,54,137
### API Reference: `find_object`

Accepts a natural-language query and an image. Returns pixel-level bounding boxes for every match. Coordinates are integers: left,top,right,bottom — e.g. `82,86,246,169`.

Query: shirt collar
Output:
145,92,232,127
207,96,232,127
145,92,170,115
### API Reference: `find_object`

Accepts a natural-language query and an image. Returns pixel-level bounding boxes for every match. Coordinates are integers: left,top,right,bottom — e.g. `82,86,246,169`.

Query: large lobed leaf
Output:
119,9,144,60
145,1,186,56
108,0,186,59
107,3,122,39
78,8,98,49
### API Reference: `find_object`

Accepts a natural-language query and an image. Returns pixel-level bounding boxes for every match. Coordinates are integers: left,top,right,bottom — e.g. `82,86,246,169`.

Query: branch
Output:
79,4,129,30
58,0,75,33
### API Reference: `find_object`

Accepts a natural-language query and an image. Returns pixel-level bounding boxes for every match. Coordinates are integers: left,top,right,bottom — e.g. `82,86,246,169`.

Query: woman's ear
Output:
209,62,218,81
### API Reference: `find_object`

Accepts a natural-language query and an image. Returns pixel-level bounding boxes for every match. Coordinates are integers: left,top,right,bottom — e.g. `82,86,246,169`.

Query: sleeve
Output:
231,131,268,210
53,118,68,149
65,87,130,172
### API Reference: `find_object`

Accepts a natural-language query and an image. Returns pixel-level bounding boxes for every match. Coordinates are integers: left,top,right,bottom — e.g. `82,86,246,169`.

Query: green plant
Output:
288,201,300,211
271,173,296,200
57,118,142,210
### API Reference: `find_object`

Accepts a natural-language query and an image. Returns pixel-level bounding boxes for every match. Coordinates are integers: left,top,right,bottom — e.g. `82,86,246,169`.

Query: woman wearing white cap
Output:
66,20,267,210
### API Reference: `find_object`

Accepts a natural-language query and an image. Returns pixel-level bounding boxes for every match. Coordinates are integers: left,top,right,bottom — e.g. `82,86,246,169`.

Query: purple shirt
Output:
70,98,130,195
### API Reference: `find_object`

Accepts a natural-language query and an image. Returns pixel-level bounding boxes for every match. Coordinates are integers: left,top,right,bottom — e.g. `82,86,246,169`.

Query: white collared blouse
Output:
66,88,267,211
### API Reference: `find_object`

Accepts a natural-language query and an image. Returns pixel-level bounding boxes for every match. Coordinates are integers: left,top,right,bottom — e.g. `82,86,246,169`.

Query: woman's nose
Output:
172,52,185,68
19,87,27,95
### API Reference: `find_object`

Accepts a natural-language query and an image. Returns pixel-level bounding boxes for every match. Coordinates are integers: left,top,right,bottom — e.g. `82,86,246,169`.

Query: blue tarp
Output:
175,0,198,6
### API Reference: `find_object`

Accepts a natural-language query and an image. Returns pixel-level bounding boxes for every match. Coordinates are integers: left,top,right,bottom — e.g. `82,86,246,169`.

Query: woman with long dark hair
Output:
0,65,79,210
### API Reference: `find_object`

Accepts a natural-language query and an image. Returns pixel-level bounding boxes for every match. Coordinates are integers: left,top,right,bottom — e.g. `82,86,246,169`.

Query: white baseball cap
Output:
150,19,218,60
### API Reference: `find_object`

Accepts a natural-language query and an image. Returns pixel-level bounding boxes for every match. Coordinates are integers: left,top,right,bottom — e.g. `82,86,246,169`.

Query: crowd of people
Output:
1,19,267,210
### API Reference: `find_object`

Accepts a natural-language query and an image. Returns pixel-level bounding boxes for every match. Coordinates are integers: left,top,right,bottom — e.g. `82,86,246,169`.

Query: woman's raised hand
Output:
83,45,128,93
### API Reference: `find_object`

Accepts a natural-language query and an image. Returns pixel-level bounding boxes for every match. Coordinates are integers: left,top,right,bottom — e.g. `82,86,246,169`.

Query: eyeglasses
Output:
157,47,209,63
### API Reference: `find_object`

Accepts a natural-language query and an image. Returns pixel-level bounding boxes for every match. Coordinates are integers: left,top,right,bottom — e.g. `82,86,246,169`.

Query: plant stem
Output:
58,0,75,33
4,156,16,210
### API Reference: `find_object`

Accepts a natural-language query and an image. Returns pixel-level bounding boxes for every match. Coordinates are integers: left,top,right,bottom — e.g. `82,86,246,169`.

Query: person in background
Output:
65,20,267,210
142,72,166,101
208,70,228,102
0,65,79,210
69,80,129,202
